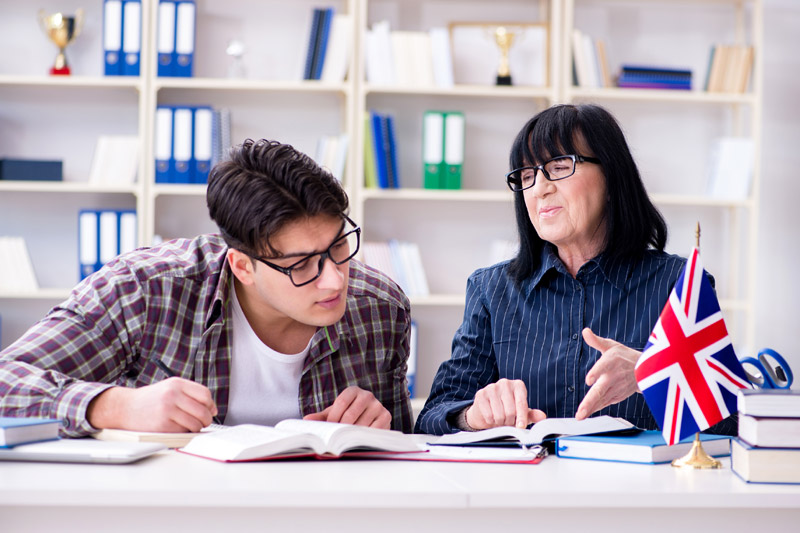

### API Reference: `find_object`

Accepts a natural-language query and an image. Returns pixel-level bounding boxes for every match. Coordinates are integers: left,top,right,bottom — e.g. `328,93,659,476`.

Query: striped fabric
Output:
0,234,413,436
416,244,697,435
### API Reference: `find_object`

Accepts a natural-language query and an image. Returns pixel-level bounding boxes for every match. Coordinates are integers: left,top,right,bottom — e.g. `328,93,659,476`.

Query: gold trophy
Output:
493,26,516,85
38,9,84,75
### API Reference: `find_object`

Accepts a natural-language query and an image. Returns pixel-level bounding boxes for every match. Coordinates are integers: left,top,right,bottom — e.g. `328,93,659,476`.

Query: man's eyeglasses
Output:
505,154,601,192
252,216,361,287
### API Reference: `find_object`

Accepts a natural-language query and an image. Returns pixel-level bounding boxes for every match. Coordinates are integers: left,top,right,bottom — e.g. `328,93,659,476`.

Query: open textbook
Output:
431,416,636,448
178,419,423,462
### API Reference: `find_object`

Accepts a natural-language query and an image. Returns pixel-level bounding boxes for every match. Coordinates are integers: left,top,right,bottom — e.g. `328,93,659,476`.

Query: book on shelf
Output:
738,388,800,418
365,110,400,189
731,438,800,484
617,65,692,90
362,241,429,298
0,159,62,181
431,416,635,448
88,135,139,186
706,44,754,94
738,415,800,449
92,424,225,449
303,7,337,81
156,0,195,77
0,418,61,448
178,420,422,462
706,137,754,200
364,20,395,85
390,31,435,88
314,133,349,182
320,13,353,83
0,236,39,293
429,27,454,89
555,430,731,464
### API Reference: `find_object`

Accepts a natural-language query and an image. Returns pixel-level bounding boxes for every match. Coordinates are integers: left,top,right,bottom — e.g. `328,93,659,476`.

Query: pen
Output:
152,357,223,426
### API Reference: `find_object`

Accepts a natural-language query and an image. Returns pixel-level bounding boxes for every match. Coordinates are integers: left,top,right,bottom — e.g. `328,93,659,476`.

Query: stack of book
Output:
617,65,692,90
731,389,800,484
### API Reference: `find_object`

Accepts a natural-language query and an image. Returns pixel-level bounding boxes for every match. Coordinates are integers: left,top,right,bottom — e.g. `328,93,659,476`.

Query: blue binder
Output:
103,0,123,75
172,106,194,183
78,210,100,279
121,0,142,76
156,0,176,77
154,106,174,183
192,106,213,183
174,0,196,77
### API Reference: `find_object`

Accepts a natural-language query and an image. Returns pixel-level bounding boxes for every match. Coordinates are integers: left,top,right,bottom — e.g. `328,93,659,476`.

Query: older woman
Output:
415,104,735,436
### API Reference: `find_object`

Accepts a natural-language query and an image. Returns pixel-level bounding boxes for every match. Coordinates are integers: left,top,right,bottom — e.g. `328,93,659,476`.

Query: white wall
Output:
755,0,800,372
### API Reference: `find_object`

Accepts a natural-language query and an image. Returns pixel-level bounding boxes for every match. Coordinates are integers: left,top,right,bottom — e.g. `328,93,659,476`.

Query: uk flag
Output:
634,248,751,445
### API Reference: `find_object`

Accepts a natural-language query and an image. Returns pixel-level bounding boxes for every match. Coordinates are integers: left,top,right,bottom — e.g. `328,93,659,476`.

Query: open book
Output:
431,416,636,448
178,420,423,462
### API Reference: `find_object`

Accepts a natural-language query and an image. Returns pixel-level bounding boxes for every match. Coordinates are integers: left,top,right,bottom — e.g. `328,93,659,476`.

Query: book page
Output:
431,416,635,447
275,419,421,456
180,424,325,461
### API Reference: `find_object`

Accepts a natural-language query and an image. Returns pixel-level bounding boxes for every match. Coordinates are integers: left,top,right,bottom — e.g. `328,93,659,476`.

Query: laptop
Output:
0,438,166,464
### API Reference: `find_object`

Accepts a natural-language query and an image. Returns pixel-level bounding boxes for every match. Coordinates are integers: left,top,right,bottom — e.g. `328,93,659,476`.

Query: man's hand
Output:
87,377,218,433
576,328,641,420
466,378,547,430
303,386,391,429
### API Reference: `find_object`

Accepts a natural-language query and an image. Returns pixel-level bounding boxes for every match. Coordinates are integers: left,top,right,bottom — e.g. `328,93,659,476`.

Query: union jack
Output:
634,247,750,445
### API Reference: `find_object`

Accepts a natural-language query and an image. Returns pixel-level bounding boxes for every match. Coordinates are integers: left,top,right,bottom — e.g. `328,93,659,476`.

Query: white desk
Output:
1,450,798,533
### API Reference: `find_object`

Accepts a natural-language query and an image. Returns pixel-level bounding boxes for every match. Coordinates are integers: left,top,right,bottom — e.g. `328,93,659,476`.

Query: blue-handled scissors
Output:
740,348,794,389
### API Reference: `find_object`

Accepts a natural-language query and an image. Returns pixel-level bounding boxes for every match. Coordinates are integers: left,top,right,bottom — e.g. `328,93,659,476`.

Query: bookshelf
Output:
0,1,762,403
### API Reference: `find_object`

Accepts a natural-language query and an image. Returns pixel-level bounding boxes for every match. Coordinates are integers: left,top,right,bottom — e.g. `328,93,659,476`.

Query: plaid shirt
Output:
0,234,413,436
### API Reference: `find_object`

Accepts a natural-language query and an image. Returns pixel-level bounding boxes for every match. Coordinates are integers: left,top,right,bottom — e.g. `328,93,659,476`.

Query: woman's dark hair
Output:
508,103,667,282
207,138,349,257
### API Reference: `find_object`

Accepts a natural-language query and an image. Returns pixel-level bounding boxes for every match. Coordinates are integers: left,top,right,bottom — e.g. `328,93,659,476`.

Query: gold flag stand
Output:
671,432,722,469
671,223,722,470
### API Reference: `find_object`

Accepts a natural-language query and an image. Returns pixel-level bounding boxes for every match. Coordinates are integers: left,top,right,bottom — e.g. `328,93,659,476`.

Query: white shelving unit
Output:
563,0,762,356
0,1,762,400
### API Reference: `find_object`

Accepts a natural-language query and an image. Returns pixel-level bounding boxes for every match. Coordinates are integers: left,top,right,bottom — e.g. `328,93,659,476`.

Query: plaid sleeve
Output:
0,260,147,437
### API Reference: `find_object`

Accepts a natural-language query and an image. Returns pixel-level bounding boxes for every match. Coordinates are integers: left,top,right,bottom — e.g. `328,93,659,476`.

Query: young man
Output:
0,139,413,436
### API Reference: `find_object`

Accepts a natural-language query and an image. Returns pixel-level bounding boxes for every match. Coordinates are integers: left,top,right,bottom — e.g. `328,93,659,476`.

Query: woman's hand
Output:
576,328,641,420
466,378,547,430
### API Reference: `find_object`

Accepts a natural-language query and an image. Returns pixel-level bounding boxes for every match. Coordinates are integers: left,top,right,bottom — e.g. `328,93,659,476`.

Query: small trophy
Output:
492,26,516,86
38,9,84,75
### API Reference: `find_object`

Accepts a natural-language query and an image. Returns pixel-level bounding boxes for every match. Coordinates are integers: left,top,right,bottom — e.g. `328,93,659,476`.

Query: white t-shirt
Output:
224,288,309,427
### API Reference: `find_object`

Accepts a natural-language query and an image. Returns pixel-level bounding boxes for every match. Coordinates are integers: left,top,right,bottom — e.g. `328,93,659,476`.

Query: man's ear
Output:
227,248,255,285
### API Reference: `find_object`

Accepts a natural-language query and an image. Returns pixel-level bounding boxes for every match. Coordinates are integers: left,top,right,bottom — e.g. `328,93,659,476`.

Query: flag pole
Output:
672,221,722,469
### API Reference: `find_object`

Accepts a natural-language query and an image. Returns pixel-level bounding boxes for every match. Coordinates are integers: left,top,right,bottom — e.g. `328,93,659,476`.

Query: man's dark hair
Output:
508,104,668,282
207,138,349,257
